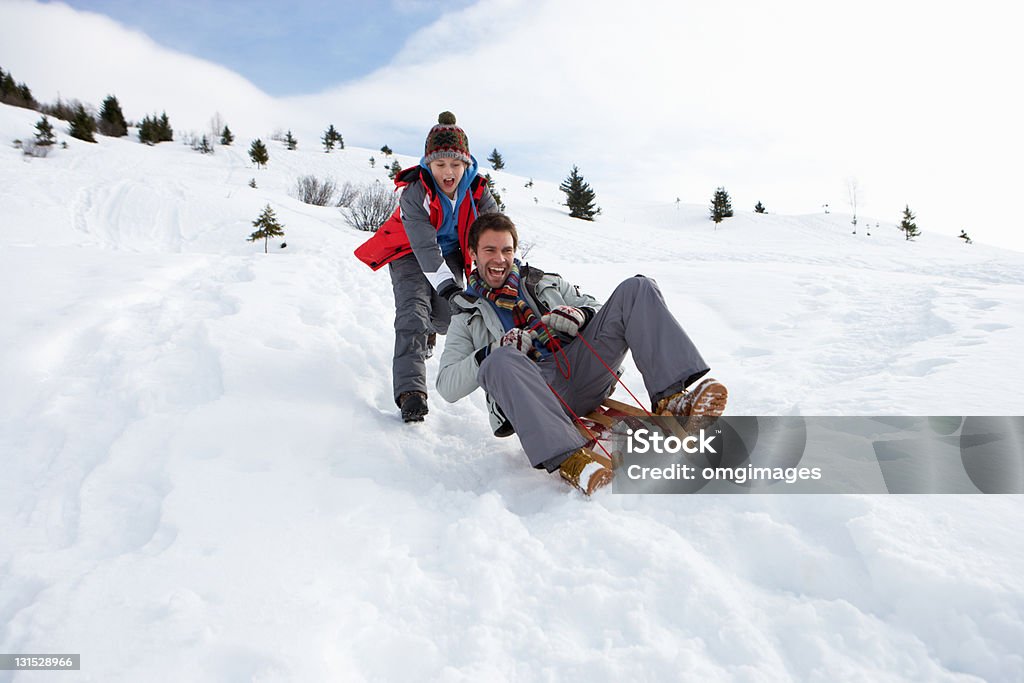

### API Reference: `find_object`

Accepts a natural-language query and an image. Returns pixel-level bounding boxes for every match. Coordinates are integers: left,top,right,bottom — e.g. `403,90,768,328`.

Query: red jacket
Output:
354,166,492,279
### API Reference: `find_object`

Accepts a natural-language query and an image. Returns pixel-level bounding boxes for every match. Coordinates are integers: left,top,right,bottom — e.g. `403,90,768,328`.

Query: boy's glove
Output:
541,305,586,338
437,280,463,314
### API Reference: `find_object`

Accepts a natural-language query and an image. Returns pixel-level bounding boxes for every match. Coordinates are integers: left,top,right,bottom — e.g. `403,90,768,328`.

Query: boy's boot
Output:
559,447,613,495
655,378,728,433
399,391,429,423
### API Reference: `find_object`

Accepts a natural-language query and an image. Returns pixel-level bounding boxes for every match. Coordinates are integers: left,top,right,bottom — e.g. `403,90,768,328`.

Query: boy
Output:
437,213,728,495
355,112,498,422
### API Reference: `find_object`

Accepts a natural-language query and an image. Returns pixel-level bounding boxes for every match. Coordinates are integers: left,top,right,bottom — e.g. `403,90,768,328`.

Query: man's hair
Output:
468,212,519,252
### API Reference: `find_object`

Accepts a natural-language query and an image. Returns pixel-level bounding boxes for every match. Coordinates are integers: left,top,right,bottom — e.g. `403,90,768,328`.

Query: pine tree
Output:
710,187,733,225
138,116,154,144
249,139,269,168
484,173,507,212
380,144,393,156
97,95,128,137
559,165,601,220
0,67,37,109
899,205,920,241
158,112,173,142
139,112,173,144
754,201,766,214
220,125,234,146
68,103,97,143
369,156,376,168
34,116,55,146
322,124,342,152
388,159,403,180
247,204,285,253
487,148,505,170
285,130,297,150
198,135,212,154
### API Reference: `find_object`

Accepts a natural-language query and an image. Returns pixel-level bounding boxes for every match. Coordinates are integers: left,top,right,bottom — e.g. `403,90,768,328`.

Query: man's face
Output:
428,157,467,198
471,229,516,289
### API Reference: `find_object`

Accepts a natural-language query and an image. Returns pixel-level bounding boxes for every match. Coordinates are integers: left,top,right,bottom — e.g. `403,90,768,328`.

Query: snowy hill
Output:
2,102,1023,682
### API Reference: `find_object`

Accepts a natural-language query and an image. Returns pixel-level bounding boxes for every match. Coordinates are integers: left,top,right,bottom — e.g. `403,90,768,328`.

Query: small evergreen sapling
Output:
34,116,55,146
710,187,733,226
380,144,393,156
322,125,343,152
248,204,285,253
487,148,505,170
220,125,234,146
560,165,601,221
98,95,128,137
68,103,97,143
899,205,921,240
285,130,297,150
249,139,269,168
484,173,506,212
388,159,403,180
754,201,766,214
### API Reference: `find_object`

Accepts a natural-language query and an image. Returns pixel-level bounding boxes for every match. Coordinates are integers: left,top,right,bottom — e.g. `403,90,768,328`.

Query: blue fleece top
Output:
419,155,480,256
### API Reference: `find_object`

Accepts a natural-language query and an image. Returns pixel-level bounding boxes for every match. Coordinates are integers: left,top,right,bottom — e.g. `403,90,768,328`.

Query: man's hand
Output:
497,327,535,355
541,305,586,338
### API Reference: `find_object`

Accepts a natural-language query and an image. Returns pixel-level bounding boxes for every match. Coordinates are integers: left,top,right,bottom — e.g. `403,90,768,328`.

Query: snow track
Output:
2,103,1023,681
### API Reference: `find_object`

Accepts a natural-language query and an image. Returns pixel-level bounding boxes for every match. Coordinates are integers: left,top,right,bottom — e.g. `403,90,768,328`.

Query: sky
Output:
2,0,1023,252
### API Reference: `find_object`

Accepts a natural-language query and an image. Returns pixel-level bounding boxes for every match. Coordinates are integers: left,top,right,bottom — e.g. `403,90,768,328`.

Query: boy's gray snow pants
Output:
388,252,464,405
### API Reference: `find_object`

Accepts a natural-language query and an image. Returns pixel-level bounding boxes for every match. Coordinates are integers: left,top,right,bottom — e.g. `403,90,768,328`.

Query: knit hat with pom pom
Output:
423,111,471,165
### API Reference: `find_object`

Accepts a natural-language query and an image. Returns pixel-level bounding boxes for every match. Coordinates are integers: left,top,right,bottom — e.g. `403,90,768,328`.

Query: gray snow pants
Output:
388,251,465,405
477,276,709,470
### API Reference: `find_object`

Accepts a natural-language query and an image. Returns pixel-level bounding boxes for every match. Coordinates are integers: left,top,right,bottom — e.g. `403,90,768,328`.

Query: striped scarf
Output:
469,263,555,360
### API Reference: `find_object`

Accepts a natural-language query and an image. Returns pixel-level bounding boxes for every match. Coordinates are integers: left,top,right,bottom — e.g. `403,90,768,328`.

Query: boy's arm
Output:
476,184,498,215
400,183,459,294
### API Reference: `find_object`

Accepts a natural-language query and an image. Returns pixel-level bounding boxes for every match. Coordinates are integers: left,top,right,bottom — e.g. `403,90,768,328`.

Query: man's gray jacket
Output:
436,265,601,435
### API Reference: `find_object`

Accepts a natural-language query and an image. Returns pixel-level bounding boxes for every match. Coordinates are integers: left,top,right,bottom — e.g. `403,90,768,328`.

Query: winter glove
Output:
497,327,536,355
437,279,464,315
474,328,537,365
541,305,586,338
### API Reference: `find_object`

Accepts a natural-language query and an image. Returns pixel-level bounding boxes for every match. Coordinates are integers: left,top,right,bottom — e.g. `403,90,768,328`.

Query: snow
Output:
2,102,1023,682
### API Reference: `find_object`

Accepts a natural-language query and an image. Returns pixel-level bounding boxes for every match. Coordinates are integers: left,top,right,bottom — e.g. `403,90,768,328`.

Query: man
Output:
437,213,728,495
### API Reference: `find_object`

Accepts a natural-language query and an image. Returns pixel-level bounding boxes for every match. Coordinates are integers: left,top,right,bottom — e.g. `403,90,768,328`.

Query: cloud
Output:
0,0,284,136
286,0,1024,248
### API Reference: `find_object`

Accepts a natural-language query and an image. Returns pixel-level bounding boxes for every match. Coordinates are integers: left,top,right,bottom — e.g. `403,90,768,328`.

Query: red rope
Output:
575,331,655,419
546,381,614,460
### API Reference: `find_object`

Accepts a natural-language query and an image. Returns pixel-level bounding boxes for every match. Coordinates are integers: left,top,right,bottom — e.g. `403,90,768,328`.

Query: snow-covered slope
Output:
2,103,1023,682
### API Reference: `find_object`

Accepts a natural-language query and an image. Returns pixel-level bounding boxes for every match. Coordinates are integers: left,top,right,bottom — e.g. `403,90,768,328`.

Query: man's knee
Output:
478,346,535,388
612,274,659,299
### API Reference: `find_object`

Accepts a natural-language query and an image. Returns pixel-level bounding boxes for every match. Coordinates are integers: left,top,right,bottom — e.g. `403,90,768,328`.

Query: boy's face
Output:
428,157,467,198
470,229,516,289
